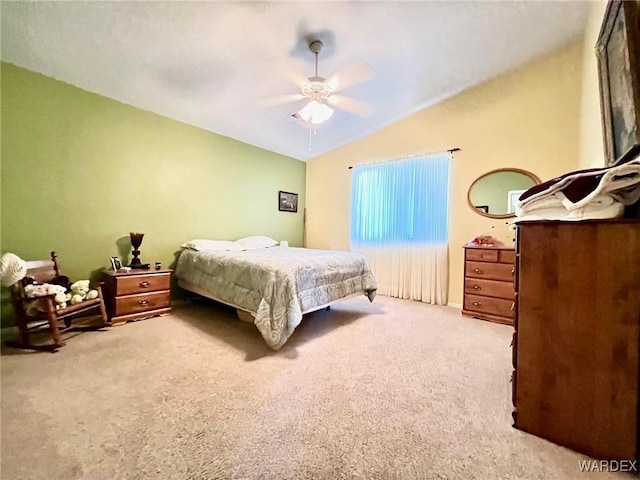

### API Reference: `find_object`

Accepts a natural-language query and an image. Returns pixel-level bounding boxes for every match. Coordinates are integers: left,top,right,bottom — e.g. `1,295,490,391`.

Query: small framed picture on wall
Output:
278,191,298,213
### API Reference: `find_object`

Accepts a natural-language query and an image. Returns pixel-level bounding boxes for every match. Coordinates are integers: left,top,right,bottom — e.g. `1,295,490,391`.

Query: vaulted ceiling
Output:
1,1,590,161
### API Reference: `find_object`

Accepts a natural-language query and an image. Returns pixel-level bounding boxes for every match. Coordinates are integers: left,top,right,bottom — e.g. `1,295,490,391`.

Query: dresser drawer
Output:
464,293,514,318
465,249,499,262
464,278,514,300
115,273,170,295
465,261,514,282
114,291,171,316
499,250,516,264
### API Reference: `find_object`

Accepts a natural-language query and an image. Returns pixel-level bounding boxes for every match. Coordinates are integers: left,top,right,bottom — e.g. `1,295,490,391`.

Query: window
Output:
350,153,450,247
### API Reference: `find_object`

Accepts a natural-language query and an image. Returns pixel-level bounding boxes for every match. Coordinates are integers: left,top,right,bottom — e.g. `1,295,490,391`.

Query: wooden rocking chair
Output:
7,251,109,352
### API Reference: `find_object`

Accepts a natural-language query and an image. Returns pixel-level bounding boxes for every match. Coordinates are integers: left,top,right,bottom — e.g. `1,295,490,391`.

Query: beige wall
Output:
306,40,584,306
579,0,608,169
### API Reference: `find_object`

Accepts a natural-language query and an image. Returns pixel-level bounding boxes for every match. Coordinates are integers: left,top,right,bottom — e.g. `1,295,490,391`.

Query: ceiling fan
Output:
265,39,375,125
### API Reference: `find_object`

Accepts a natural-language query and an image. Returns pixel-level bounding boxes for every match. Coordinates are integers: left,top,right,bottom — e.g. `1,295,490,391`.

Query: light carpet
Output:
0,295,623,479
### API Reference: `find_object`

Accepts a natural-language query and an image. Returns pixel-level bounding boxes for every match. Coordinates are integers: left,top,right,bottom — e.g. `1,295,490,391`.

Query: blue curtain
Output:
350,153,450,247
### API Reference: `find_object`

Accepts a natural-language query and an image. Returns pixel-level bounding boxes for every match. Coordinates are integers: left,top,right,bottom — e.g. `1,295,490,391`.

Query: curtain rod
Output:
347,147,460,169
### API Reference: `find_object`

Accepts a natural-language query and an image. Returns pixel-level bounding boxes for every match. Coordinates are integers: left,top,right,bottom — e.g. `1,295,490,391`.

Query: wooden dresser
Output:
102,269,172,325
512,220,640,462
462,246,515,325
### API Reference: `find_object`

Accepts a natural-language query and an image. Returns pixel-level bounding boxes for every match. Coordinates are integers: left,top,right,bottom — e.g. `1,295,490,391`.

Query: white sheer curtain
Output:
350,152,450,304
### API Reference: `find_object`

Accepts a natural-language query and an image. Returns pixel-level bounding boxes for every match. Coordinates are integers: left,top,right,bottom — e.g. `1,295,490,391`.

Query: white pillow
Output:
181,239,242,251
235,235,278,250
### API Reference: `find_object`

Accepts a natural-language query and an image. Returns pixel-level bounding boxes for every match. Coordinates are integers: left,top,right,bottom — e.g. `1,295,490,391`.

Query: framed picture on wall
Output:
278,191,298,213
596,0,640,166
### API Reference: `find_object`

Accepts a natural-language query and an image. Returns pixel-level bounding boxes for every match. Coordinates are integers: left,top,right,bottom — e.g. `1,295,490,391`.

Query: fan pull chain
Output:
308,125,319,151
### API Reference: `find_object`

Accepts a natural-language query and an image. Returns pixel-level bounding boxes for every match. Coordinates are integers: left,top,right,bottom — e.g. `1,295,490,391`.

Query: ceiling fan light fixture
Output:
297,100,334,125
301,77,333,101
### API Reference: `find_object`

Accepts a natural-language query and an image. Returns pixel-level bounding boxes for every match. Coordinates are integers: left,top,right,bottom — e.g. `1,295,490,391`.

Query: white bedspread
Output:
175,246,377,350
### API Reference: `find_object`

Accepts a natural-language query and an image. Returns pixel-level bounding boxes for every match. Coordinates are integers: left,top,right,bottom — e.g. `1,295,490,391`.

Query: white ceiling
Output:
1,1,590,161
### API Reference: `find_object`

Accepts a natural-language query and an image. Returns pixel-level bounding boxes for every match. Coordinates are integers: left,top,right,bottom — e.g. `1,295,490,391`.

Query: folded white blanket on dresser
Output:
514,158,640,222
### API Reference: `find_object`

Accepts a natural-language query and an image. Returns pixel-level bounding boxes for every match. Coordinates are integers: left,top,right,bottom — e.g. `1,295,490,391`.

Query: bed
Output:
175,242,377,350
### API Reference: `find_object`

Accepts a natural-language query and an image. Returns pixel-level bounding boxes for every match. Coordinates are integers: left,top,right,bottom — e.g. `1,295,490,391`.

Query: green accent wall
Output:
1,62,306,326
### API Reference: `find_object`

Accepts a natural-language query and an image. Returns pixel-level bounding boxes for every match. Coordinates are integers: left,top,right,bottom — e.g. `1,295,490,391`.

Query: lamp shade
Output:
297,100,334,125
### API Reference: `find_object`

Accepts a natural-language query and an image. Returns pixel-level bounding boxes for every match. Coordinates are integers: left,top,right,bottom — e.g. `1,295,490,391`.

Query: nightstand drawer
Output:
114,291,170,316
115,273,170,295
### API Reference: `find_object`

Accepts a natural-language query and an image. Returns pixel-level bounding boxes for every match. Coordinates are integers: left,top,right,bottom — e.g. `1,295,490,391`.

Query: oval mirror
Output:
467,168,541,219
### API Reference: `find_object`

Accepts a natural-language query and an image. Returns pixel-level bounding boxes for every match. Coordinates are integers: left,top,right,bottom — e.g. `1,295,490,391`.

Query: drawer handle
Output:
138,299,149,306
511,302,515,312
473,284,481,290
511,267,515,275
473,268,483,274
472,301,481,307
139,281,151,288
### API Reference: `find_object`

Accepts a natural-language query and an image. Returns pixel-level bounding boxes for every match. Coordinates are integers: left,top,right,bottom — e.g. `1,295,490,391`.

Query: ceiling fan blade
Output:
284,69,310,90
271,57,309,88
327,94,374,117
258,93,306,107
325,62,375,93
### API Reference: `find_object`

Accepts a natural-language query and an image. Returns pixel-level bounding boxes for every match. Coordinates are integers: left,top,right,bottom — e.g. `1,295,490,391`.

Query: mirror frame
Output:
467,168,541,219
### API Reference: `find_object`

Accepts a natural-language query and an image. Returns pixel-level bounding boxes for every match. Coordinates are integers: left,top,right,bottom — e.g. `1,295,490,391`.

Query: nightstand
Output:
102,269,172,325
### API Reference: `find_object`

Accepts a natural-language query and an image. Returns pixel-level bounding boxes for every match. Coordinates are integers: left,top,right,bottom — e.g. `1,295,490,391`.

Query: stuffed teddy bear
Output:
24,283,69,316
69,280,98,305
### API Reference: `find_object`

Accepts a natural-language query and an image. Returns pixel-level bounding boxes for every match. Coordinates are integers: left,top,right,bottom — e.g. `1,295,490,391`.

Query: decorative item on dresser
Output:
102,269,172,325
512,219,640,462
462,246,515,325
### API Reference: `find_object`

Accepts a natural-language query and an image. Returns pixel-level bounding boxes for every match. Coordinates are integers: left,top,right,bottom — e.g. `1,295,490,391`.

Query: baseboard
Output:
447,302,462,310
